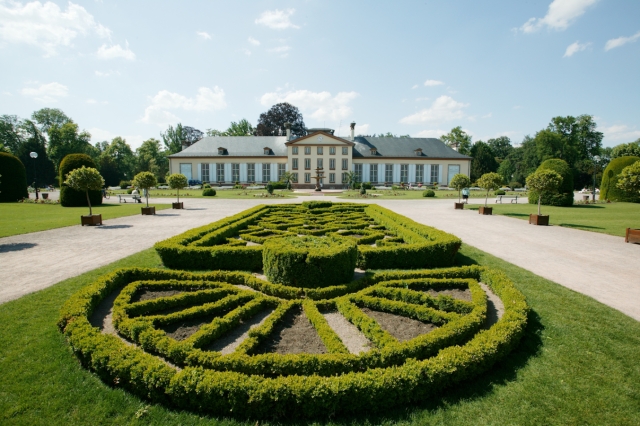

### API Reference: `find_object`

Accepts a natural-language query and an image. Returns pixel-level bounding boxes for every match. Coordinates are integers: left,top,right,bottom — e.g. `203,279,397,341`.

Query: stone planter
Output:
529,214,549,226
172,202,184,209
479,206,493,215
626,228,640,244
41,193,49,200
141,206,156,215
81,214,102,226
454,202,464,210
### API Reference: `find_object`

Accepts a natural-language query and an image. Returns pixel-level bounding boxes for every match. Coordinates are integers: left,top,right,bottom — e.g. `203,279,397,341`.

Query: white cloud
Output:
248,36,260,46
21,81,68,102
140,86,227,127
260,89,359,122
353,123,370,135
411,84,419,89
598,124,640,143
564,41,590,57
399,96,469,125
605,31,640,51
519,0,598,33
88,127,145,149
196,31,211,40
413,129,449,138
255,9,300,30
424,79,444,87
267,45,290,57
86,98,107,105
96,42,135,60
0,1,110,56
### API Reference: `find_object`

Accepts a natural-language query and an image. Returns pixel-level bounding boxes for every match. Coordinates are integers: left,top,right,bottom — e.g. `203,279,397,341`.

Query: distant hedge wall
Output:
0,152,28,202
600,156,640,203
59,154,103,207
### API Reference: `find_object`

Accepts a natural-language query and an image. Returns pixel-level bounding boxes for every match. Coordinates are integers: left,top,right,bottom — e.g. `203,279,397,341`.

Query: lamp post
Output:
30,151,38,200
592,155,600,202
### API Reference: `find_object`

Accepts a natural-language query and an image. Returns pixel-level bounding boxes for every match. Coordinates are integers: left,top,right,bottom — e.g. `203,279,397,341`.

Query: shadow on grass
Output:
503,213,530,218
559,223,604,230
96,225,133,230
0,242,37,253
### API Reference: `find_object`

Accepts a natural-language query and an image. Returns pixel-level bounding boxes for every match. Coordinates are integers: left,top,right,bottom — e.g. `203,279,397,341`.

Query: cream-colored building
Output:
168,124,470,189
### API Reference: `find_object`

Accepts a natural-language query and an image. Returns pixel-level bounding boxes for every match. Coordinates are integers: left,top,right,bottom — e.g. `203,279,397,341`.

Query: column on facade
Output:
271,162,278,182
393,164,400,183
363,164,370,183
224,163,231,183
255,163,263,183
408,164,416,183
196,163,201,181
439,164,444,185
240,163,248,182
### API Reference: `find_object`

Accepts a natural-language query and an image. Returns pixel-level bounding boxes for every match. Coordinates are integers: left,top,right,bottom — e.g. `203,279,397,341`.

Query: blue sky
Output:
1,0,639,149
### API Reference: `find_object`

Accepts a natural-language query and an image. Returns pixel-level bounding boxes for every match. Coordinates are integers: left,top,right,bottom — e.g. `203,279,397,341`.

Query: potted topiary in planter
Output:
525,169,562,226
167,173,188,209
450,173,471,209
132,171,157,215
617,160,640,242
64,166,105,226
477,172,503,215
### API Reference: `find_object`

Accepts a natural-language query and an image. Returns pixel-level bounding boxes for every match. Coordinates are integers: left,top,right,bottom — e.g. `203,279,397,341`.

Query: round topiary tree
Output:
615,160,640,201
59,154,103,207
0,152,28,202
266,183,274,195
167,173,188,203
422,189,435,197
526,169,563,216
600,156,640,202
449,173,471,203
477,172,503,207
132,171,157,207
528,159,573,207
202,188,216,196
64,166,105,216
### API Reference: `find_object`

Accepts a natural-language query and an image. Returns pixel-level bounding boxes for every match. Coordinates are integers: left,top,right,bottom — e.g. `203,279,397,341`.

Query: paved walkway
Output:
1,197,638,321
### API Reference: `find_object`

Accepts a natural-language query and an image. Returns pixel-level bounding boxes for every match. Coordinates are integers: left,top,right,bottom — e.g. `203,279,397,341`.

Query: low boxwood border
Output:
59,266,528,419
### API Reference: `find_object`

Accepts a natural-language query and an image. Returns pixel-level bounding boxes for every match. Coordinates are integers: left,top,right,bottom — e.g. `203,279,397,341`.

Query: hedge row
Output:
59,265,527,418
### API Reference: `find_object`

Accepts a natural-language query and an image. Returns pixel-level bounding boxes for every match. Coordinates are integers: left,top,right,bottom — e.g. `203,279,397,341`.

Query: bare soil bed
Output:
204,308,274,354
256,308,327,354
361,307,437,342
131,289,184,303
160,315,215,341
424,287,472,301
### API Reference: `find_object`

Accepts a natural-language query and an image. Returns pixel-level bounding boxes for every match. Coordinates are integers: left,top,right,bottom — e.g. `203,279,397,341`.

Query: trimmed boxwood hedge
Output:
59,153,103,207
58,265,528,419
0,152,28,202
600,156,640,202
154,203,461,271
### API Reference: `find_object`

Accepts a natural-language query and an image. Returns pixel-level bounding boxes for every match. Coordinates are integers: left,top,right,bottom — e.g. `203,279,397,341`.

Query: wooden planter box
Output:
454,202,464,210
529,214,549,226
172,202,184,209
626,228,640,244
81,214,102,226
41,193,49,200
479,206,493,215
141,206,156,215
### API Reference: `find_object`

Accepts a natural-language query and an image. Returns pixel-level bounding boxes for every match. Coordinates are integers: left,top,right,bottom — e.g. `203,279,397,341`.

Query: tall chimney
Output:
284,122,292,141
350,122,356,141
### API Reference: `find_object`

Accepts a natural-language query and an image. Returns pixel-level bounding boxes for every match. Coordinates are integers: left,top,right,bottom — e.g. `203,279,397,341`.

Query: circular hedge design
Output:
263,235,357,288
59,203,529,419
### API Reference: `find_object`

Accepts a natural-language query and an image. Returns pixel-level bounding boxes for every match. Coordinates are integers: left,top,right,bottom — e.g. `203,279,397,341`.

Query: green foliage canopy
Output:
616,161,640,195
477,172,503,206
601,156,640,202
526,169,563,216
64,166,104,215
440,126,472,155
133,171,157,207
167,173,188,203
449,173,471,202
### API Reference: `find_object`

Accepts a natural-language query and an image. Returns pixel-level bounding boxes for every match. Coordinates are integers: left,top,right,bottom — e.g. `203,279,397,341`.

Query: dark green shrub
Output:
266,183,274,194
119,180,131,189
268,181,286,190
360,186,366,195
286,180,292,190
302,200,332,209
422,189,435,197
600,156,640,202
509,181,522,189
202,188,216,196
59,154,102,207
391,185,400,190
203,183,211,189
495,189,506,195
0,152,28,202
528,159,573,207
263,236,357,288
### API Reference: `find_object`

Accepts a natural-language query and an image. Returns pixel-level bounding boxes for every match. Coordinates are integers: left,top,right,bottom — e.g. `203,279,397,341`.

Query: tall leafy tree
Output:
31,108,71,135
611,139,640,159
47,121,93,172
183,126,204,146
103,137,135,182
15,120,56,187
440,126,472,155
0,115,22,153
470,142,498,181
135,138,168,181
161,123,203,153
256,103,306,138
226,119,254,136
486,136,513,159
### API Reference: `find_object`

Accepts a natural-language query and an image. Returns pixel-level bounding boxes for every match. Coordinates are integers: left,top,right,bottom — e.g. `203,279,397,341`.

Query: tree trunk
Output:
538,195,542,216
146,191,149,207
86,190,92,216
177,189,180,203
458,190,461,203
485,190,489,207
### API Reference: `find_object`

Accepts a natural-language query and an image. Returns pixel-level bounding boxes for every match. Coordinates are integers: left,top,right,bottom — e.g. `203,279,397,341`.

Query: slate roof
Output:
169,136,288,157
351,137,471,159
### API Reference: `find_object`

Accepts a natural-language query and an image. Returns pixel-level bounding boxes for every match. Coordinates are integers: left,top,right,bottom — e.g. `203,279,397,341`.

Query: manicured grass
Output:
0,203,171,238
109,188,296,199
1,245,638,424
338,189,526,200
466,202,640,237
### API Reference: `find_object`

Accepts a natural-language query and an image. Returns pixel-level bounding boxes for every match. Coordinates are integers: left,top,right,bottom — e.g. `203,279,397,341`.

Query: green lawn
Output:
1,246,638,425
338,189,525,200
466,202,640,237
0,203,171,238
110,188,297,199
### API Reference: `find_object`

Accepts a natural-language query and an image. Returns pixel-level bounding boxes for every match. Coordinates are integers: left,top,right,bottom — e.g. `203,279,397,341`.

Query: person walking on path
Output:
462,187,470,203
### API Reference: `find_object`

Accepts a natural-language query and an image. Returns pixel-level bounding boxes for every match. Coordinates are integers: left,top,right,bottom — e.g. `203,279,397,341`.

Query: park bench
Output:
495,195,519,204
118,194,142,203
